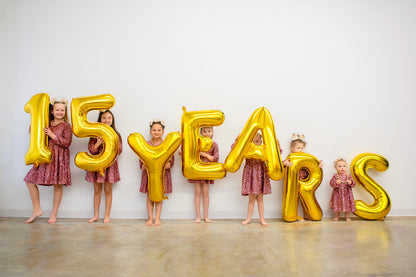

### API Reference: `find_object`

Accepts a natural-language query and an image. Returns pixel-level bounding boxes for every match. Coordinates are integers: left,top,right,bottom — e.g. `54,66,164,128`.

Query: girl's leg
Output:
194,183,202,223
145,194,153,226
25,183,43,223
257,194,267,226
103,183,113,223
48,184,63,224
334,212,340,221
345,212,351,222
242,194,256,225
154,201,163,226
202,182,211,223
88,182,102,223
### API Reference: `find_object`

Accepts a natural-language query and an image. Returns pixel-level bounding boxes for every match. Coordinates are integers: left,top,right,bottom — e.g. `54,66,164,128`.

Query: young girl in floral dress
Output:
24,99,72,224
329,158,356,221
85,110,122,223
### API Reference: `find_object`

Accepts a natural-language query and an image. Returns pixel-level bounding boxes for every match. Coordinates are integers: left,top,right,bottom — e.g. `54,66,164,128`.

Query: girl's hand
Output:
318,160,324,168
200,152,208,158
165,162,171,169
43,127,56,140
336,179,342,185
347,180,352,185
283,160,292,167
95,137,104,148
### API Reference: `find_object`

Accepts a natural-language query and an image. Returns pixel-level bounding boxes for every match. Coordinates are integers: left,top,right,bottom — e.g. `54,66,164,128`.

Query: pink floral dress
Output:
187,141,219,185
24,121,72,186
329,173,356,212
139,140,174,194
241,159,271,195
85,134,122,184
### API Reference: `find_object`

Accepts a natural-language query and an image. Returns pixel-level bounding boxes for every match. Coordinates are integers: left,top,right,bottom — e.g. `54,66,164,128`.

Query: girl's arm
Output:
209,142,220,162
165,155,174,169
330,174,340,188
347,175,355,187
88,138,100,154
51,123,72,148
117,134,123,155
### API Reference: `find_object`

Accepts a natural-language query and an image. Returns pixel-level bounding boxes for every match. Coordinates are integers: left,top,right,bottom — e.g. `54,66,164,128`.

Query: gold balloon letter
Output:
282,153,323,222
181,107,226,180
71,94,119,175
351,153,391,220
128,132,182,202
224,107,283,180
24,93,52,166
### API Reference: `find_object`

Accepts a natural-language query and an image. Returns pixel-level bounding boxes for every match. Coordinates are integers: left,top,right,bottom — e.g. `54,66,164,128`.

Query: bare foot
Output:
24,210,43,223
104,218,111,223
194,218,201,223
48,218,57,224
204,218,211,223
334,217,339,221
296,216,305,222
88,216,99,223
145,219,153,226
346,218,351,222
154,219,162,226
242,218,251,225
260,219,268,226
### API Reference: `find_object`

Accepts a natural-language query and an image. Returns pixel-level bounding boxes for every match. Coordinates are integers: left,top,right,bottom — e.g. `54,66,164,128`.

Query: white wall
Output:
1,0,415,219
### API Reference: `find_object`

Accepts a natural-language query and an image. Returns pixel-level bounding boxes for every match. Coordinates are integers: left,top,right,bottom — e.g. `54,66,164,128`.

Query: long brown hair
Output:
98,110,122,141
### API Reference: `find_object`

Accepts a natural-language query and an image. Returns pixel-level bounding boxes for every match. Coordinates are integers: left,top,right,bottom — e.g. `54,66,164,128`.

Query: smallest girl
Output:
85,110,122,224
329,158,356,221
140,119,174,226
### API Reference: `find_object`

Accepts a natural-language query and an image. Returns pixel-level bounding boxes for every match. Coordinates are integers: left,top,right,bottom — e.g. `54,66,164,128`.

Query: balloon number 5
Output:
71,94,119,176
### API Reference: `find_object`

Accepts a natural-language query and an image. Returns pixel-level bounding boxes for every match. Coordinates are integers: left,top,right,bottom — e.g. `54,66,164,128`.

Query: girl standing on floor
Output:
188,127,219,223
240,132,279,226
24,99,72,224
329,158,356,221
283,134,323,221
86,110,122,224
140,120,174,226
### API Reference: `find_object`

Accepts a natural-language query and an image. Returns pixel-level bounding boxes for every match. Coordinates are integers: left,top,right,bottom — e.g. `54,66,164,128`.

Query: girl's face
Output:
52,103,66,120
200,127,213,138
150,123,164,139
290,141,305,153
101,112,113,126
335,161,348,174
253,134,262,146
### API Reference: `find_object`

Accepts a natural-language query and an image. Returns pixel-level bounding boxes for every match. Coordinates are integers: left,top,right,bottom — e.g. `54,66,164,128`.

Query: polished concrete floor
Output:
0,217,415,277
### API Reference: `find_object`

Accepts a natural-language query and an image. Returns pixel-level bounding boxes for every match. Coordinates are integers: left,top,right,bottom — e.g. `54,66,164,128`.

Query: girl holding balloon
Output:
283,134,323,221
85,110,122,224
139,120,174,226
24,99,72,224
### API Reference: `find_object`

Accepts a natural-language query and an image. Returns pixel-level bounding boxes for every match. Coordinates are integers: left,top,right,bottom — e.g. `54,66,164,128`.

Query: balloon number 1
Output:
71,94,119,176
24,93,52,166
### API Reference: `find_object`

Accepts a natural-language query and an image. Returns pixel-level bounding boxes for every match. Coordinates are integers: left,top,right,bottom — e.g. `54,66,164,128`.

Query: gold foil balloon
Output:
224,107,283,180
128,132,182,202
351,153,391,220
24,93,52,166
282,152,323,222
71,94,119,175
181,107,226,180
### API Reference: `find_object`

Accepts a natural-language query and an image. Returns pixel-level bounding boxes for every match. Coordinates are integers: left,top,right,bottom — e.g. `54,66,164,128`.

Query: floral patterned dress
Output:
85,134,122,184
24,121,72,186
329,173,356,213
241,159,271,195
